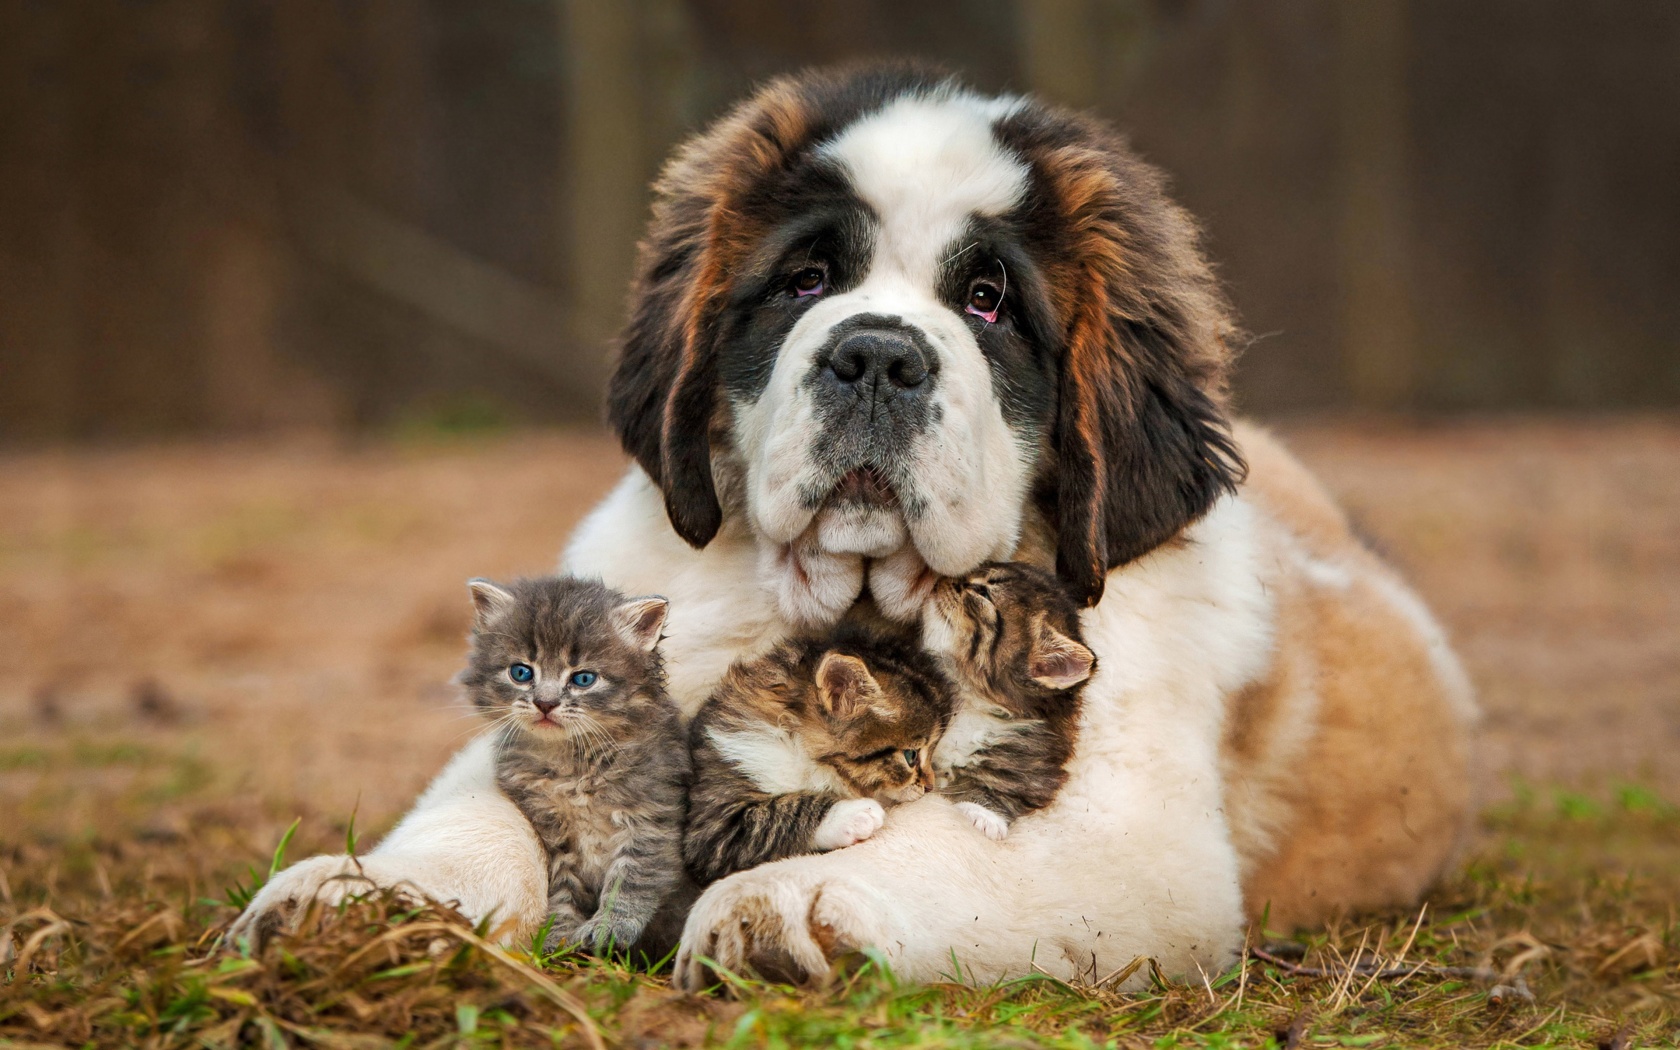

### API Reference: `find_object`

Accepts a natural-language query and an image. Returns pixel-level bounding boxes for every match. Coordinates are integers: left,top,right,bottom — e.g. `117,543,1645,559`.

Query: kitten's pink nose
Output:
533,698,560,715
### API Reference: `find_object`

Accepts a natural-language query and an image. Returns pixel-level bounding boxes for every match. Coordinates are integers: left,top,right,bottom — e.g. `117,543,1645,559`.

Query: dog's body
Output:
230,67,1476,986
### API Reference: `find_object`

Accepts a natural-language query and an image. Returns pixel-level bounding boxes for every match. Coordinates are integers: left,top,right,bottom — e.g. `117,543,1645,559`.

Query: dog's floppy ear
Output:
607,80,813,549
1031,120,1246,606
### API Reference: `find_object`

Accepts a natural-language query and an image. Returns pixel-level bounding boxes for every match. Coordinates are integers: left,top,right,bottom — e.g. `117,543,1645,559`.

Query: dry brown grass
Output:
2,419,1678,1047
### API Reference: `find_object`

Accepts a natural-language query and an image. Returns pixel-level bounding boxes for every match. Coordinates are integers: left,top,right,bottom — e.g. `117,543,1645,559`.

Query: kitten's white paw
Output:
812,798,886,851
868,545,938,624
954,802,1010,841
760,534,863,627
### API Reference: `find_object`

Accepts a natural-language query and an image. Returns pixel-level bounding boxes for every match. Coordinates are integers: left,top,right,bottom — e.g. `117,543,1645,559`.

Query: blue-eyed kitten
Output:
462,576,688,956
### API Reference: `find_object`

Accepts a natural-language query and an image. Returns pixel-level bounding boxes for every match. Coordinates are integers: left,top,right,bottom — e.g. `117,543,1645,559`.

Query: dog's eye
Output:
790,267,826,297
966,282,1001,322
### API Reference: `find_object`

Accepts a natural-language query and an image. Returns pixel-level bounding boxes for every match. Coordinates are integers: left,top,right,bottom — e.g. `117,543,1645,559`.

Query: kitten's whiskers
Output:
564,712,619,762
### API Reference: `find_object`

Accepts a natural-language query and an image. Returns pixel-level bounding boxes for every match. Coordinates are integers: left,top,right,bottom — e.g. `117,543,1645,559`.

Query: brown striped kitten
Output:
920,561,1095,841
683,626,954,886
462,576,689,957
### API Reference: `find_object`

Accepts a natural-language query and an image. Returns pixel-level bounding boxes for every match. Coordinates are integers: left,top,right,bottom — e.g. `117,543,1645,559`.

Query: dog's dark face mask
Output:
608,65,1244,616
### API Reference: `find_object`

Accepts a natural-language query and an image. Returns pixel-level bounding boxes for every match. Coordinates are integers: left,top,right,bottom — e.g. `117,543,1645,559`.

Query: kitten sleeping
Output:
683,626,954,886
462,576,688,956
920,561,1096,842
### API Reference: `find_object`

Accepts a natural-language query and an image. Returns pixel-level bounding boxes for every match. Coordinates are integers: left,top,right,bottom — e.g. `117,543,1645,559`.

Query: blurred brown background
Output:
4,0,1679,442
1,2,1678,844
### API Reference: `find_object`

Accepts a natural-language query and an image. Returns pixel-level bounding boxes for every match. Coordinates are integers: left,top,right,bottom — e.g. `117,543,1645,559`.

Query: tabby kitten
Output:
683,625,954,886
920,561,1095,841
462,576,688,956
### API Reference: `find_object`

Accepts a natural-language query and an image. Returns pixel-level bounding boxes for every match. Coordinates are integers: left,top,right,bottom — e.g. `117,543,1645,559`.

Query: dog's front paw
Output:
225,854,380,951
673,867,886,990
812,798,885,851
953,801,1010,841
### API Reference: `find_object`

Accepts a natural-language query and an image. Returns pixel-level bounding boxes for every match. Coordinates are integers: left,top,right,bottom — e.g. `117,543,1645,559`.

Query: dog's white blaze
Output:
734,92,1037,598
828,94,1036,572
820,91,1029,290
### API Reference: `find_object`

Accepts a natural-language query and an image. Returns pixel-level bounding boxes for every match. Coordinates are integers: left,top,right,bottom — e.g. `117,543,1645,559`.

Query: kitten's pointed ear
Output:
611,596,669,652
1028,613,1095,690
816,652,885,720
467,578,516,626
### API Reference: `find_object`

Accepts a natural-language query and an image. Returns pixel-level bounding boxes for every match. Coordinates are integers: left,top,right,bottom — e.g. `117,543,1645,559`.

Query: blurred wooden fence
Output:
2,0,1677,441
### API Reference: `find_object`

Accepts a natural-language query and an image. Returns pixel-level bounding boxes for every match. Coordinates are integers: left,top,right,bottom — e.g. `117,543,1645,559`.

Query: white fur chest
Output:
931,703,1024,788
705,725,849,796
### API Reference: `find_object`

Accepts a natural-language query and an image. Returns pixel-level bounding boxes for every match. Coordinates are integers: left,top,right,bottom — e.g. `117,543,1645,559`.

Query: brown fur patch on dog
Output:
1223,424,1477,930
994,105,1247,604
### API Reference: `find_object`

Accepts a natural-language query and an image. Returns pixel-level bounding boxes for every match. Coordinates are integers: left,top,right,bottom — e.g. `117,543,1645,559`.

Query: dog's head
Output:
608,64,1244,608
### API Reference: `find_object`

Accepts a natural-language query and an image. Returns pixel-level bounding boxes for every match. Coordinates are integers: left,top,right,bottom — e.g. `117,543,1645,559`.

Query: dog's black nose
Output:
533,698,559,714
828,328,931,394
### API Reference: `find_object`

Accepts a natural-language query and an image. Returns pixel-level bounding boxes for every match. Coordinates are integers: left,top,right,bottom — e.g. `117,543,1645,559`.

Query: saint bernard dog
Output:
231,65,1478,990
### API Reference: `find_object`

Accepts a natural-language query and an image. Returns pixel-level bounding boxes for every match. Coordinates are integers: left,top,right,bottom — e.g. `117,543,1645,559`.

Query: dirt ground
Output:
2,418,1677,842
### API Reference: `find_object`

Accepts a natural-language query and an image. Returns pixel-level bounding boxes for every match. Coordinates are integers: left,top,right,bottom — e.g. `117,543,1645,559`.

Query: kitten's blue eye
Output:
902,749,919,765
508,663,534,683
569,671,598,688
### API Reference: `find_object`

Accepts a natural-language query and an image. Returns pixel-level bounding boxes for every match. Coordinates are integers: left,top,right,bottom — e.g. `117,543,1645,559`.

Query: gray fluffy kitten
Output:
461,575,689,957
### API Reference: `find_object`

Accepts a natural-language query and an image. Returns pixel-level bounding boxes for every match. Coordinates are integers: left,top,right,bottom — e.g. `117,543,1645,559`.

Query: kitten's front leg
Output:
943,778,1027,841
940,725,1071,841
684,787,870,885
574,883,659,957
539,894,593,953
538,848,597,952
577,819,683,956
811,798,886,849
948,801,1008,840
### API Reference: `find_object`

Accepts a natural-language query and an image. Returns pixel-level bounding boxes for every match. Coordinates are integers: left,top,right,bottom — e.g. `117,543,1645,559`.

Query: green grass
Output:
3,780,1677,1048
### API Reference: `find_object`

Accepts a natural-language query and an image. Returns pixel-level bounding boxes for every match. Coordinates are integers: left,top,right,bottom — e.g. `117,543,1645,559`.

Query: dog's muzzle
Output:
810,314,939,467
827,325,931,399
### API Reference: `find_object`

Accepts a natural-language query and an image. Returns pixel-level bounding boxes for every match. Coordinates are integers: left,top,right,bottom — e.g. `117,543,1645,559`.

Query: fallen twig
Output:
1276,1011,1309,1049
1600,1023,1634,1050
319,919,606,1050
1256,947,1532,1001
